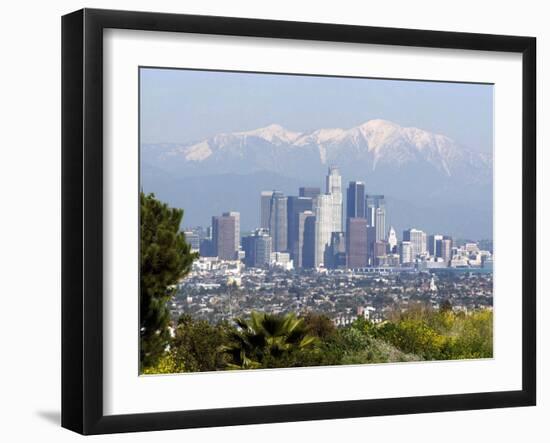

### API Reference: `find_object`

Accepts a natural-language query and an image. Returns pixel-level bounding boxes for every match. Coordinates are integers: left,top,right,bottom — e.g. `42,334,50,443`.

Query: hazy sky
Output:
140,68,493,153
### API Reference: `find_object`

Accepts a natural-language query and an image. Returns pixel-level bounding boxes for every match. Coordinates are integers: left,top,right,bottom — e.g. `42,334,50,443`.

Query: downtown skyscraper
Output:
346,181,366,219
403,228,427,259
299,210,316,268
269,191,288,252
346,217,368,268
366,194,386,242
314,194,333,268
223,211,240,252
287,196,313,265
242,229,272,268
326,166,343,233
260,191,274,230
212,213,237,260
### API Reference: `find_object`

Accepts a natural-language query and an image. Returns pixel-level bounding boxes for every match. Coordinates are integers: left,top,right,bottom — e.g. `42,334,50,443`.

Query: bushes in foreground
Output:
142,306,493,374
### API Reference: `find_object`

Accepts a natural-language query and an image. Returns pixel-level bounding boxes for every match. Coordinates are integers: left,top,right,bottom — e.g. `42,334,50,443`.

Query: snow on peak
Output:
177,119,474,177
183,140,212,161
236,123,302,144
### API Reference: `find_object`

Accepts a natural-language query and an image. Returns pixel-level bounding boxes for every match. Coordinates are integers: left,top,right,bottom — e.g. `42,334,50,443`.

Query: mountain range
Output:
141,119,493,239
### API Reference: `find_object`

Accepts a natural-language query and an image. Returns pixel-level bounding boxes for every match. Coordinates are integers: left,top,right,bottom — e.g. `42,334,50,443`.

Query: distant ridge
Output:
141,120,493,239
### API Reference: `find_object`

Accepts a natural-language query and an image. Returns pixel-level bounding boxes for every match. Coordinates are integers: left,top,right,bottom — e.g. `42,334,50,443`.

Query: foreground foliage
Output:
140,193,198,369
143,305,493,374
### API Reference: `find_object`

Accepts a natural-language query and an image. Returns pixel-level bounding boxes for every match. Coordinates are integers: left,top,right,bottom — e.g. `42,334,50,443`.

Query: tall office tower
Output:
260,191,274,230
387,226,398,253
375,207,386,242
366,225,376,266
428,234,443,257
399,241,413,265
287,196,313,264
300,211,316,268
365,194,386,241
327,232,346,269
212,214,237,260
346,217,368,268
373,240,388,266
314,194,333,268
326,166,343,233
222,211,240,252
299,187,321,199
402,228,427,259
365,194,384,225
294,210,314,268
346,181,366,219
242,229,272,268
269,191,288,252
241,235,254,266
441,236,453,265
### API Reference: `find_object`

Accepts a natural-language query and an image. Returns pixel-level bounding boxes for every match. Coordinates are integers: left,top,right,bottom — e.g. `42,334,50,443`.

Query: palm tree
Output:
222,312,317,369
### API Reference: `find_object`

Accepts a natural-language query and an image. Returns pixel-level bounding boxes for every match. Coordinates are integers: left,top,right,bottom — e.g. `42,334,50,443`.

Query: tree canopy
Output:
140,192,198,369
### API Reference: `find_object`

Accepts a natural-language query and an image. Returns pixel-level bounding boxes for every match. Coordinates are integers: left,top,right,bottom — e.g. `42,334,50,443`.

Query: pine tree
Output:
140,192,198,369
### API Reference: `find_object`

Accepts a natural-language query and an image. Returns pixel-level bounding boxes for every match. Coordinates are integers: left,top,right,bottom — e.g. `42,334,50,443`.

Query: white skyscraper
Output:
400,241,413,265
314,194,333,268
375,207,386,242
387,226,398,252
403,228,427,258
325,166,343,233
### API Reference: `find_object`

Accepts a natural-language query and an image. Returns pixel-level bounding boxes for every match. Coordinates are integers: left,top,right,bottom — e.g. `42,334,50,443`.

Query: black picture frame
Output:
62,8,536,435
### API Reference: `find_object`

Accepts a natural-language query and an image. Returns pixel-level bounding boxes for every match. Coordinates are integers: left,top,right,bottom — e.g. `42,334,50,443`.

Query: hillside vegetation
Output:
143,305,493,374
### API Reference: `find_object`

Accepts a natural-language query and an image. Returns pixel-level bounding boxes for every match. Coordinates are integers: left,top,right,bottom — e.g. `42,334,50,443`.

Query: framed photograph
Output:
61,8,536,435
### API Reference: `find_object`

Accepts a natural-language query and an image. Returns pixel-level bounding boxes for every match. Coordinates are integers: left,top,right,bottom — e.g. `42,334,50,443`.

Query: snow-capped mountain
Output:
141,120,493,239
143,119,491,184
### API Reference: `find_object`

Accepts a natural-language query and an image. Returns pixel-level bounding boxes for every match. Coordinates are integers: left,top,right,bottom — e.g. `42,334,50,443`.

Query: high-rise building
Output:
269,191,288,252
346,217,368,269
403,228,427,259
366,225,377,266
365,195,384,225
346,181,365,219
294,210,315,268
314,194,333,268
441,236,453,265
375,207,386,242
326,166,343,233
222,211,240,252
301,212,316,269
299,187,321,199
399,241,413,265
212,214,237,260
260,191,274,230
428,234,443,257
242,229,272,268
241,235,254,266
387,226,398,253
287,196,313,264
365,194,386,241
327,232,346,269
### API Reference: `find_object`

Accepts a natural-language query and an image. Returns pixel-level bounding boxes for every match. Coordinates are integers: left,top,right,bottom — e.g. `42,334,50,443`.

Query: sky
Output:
140,67,494,153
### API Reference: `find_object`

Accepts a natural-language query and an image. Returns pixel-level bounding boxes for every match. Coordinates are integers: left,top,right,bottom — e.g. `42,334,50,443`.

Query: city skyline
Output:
185,166,493,273
138,68,494,375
